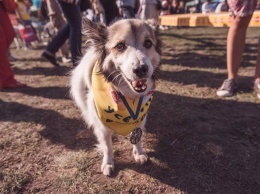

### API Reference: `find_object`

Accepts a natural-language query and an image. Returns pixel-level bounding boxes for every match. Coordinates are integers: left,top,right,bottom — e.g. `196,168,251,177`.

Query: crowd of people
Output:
159,0,229,15
0,0,260,98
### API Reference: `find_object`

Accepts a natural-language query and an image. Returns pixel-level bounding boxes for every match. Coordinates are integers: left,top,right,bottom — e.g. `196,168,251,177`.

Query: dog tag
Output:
130,127,142,144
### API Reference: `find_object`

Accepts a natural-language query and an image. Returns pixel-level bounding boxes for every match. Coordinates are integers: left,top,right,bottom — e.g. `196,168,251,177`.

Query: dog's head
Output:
83,19,162,96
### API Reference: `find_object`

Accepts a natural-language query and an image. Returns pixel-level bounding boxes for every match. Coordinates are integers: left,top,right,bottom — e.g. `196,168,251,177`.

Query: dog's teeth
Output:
132,79,148,92
132,81,138,87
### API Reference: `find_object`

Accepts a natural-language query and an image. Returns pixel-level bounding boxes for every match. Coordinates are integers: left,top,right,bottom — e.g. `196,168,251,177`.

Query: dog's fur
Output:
70,18,161,176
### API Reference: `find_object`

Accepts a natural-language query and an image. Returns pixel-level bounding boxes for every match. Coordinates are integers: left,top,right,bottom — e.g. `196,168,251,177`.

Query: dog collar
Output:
92,63,154,136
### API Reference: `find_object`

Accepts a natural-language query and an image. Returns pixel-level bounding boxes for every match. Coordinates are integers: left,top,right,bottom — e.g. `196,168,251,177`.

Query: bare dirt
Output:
1,26,260,194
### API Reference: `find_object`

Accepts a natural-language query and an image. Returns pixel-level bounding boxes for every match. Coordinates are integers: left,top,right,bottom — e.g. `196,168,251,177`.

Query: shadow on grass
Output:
3,27,259,193
0,99,96,150
160,28,258,69
1,86,71,100
12,66,72,76
1,87,259,193
160,68,255,90
114,91,260,193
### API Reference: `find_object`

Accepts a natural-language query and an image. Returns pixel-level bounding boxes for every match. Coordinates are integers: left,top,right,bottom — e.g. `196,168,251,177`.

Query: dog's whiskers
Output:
107,70,120,81
111,73,122,84
118,76,128,89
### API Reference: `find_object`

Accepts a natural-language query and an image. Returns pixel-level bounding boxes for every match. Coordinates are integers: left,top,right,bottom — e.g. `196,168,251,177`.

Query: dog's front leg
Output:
95,129,114,176
133,139,148,164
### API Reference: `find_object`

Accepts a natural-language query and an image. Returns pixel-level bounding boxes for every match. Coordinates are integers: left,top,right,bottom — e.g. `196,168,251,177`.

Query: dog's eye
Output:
115,43,126,52
144,40,152,49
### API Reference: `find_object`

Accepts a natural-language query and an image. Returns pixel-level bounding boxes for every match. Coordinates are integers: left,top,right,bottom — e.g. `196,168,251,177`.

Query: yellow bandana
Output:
92,63,154,136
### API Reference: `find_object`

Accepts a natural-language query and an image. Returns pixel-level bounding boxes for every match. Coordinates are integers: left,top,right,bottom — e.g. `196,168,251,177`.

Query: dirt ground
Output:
1,26,260,194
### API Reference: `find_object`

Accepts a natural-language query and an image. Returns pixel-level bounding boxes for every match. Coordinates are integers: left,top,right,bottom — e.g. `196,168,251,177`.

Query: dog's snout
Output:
133,64,149,77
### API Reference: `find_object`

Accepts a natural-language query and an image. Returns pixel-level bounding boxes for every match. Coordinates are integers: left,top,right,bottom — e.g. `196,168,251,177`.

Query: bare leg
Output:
227,15,253,80
254,35,260,81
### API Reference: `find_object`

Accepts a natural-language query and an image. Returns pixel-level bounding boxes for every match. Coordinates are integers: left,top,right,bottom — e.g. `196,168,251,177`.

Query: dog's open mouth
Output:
131,79,147,93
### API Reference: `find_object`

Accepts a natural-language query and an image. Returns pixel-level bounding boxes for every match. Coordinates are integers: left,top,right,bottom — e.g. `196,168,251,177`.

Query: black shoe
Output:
42,52,60,67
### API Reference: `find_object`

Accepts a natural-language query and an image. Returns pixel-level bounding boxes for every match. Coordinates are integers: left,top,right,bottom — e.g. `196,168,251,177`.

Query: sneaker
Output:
42,52,60,67
216,78,238,97
254,79,260,99
62,56,71,63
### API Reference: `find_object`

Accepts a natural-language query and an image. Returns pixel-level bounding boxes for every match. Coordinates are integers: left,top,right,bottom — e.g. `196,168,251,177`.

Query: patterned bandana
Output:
92,63,154,136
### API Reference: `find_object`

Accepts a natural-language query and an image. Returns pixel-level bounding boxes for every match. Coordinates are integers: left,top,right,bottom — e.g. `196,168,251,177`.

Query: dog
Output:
70,18,162,176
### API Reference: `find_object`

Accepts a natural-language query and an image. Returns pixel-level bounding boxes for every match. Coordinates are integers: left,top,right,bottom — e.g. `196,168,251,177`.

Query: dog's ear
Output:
82,18,108,52
145,19,162,56
82,19,108,64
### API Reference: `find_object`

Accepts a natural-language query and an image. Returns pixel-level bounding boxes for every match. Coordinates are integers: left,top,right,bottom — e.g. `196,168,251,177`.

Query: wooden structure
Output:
159,11,260,27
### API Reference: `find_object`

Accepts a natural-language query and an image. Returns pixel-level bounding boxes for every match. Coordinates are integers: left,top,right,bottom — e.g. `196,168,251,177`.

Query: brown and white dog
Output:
70,18,161,176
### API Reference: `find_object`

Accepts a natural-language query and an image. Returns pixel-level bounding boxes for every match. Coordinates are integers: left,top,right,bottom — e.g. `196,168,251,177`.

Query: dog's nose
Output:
133,64,149,77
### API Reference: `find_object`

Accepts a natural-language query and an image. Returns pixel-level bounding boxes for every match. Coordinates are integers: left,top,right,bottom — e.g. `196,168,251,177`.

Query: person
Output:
170,0,179,14
216,0,260,99
119,0,136,19
46,0,70,63
178,0,185,14
0,0,27,88
31,0,41,10
91,0,106,24
215,0,229,13
100,0,119,25
169,0,185,14
138,0,160,21
194,0,202,13
160,0,170,16
42,0,82,67
201,0,214,14
15,0,38,48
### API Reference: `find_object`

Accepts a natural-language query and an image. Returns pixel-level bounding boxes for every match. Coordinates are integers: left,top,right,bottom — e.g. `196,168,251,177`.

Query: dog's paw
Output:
134,153,148,164
101,162,114,176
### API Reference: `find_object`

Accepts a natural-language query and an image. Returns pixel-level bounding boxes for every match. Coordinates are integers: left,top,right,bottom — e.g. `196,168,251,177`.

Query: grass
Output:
0,26,260,193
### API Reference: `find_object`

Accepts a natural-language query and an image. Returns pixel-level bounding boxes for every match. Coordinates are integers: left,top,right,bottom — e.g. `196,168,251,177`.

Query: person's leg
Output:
100,0,119,25
121,7,131,18
58,1,82,66
122,7,135,18
254,35,260,80
45,24,70,55
226,15,253,80
0,8,26,88
139,4,147,20
254,35,260,98
51,14,70,62
47,0,70,60
217,14,253,97
0,25,14,86
217,0,258,97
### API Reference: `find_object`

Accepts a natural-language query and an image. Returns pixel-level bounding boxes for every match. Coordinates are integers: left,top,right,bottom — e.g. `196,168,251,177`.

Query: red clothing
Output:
0,2,16,85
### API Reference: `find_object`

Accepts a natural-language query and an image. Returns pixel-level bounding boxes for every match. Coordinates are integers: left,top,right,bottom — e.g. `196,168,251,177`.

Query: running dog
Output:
70,18,161,176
